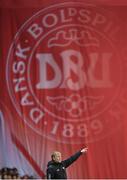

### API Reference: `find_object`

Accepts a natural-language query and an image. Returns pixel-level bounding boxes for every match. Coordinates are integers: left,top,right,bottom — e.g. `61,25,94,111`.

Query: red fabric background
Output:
1,0,127,178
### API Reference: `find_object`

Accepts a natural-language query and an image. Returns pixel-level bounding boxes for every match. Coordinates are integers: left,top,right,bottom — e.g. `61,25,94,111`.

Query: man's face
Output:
52,152,62,163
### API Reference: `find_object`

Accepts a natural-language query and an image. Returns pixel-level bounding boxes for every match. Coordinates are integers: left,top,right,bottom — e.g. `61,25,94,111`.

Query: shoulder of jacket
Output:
48,164,54,169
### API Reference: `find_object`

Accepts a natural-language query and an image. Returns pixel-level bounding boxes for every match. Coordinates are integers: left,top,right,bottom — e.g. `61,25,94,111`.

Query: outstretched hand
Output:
81,147,88,153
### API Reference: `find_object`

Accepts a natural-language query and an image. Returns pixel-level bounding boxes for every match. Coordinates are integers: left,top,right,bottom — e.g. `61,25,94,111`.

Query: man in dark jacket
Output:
46,147,88,179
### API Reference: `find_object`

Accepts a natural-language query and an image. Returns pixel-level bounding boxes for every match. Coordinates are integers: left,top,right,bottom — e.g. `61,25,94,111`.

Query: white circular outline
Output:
6,2,124,143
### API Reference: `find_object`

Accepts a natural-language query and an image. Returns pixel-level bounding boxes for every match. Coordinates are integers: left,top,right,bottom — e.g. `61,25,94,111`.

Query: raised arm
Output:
63,147,88,168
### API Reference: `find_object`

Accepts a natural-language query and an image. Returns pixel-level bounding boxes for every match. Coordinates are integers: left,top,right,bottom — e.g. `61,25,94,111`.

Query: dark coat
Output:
46,150,82,179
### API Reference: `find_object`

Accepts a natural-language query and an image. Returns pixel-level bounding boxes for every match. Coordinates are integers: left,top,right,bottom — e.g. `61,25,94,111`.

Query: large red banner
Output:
1,0,127,178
